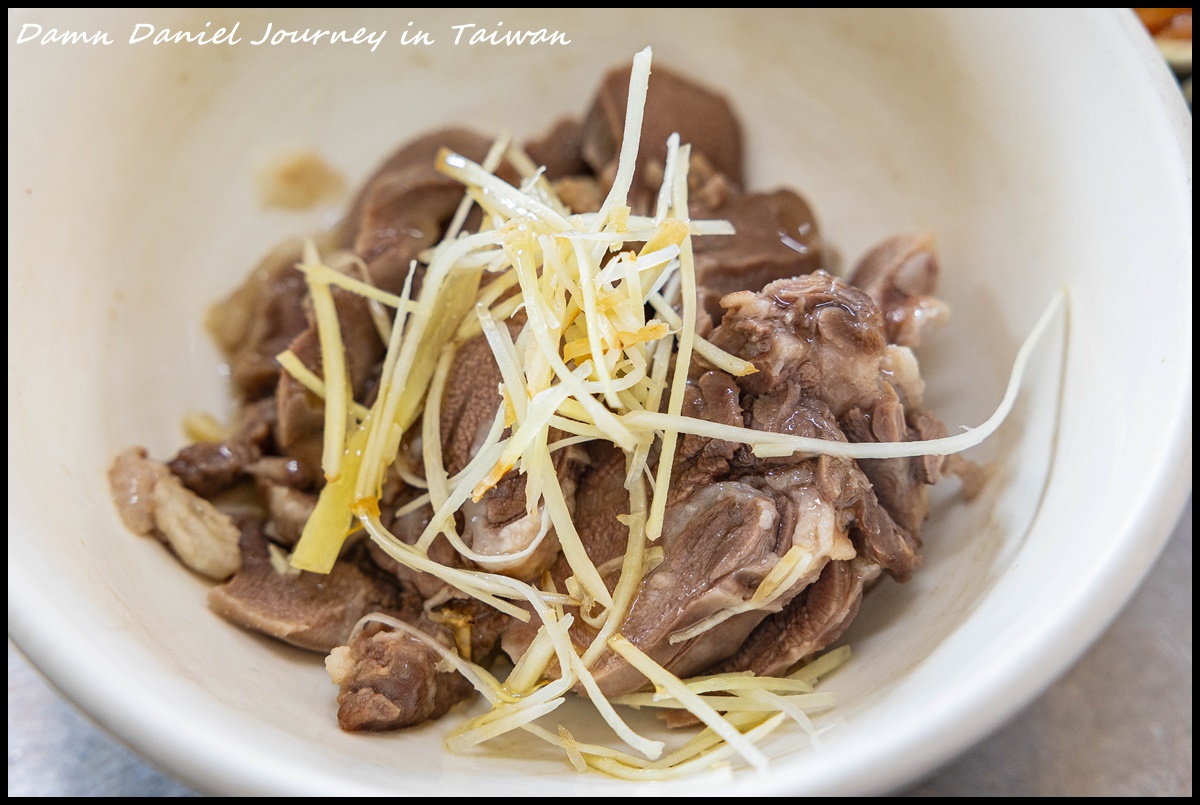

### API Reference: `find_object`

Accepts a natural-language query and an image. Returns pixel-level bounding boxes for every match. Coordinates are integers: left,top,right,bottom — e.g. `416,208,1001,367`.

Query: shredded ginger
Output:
279,46,1064,778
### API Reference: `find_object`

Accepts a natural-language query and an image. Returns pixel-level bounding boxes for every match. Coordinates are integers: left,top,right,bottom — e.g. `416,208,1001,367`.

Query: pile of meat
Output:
108,64,966,733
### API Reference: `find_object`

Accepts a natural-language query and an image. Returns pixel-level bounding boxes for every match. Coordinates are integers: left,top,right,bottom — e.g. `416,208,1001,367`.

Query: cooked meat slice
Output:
710,273,892,418
259,481,316,547
581,63,743,213
206,240,311,401
848,234,949,348
246,455,319,491
108,447,171,536
843,403,945,540
711,557,874,679
435,324,582,580
208,526,417,653
274,295,384,471
524,118,589,179
327,620,474,731
345,128,520,295
108,447,242,579
739,384,920,579
581,460,858,697
439,330,507,477
168,440,259,498
274,327,326,462
151,473,242,580
690,189,823,301
670,370,744,504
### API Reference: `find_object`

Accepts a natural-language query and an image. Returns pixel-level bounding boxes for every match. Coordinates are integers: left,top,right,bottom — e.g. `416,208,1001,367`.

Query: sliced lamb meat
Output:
208,525,418,653
274,292,385,473
437,324,583,581
524,118,589,180
581,63,743,214
168,440,259,499
710,557,875,679
848,234,949,348
690,189,823,301
345,128,518,295
504,373,905,697
327,620,475,731
843,403,946,540
206,241,311,401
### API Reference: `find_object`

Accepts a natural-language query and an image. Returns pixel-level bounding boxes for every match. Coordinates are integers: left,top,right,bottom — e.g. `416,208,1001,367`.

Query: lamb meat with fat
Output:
710,272,947,554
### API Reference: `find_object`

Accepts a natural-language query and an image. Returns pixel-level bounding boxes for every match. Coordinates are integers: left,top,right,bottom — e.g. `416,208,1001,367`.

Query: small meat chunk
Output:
690,189,824,301
345,128,518,295
848,234,949,348
327,621,474,731
168,440,258,498
581,63,743,213
152,474,241,580
206,240,310,401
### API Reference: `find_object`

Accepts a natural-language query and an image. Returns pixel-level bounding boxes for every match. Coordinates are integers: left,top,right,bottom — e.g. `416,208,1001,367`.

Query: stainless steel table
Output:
8,501,1192,797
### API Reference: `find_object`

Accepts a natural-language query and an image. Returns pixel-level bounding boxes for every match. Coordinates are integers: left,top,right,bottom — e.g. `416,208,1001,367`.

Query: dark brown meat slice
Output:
690,189,823,302
439,330,506,477
168,440,259,499
345,128,518,295
436,323,583,581
274,290,385,474
581,63,743,214
208,524,418,653
848,234,949,348
328,620,474,731
524,118,589,179
669,370,744,504
207,241,311,401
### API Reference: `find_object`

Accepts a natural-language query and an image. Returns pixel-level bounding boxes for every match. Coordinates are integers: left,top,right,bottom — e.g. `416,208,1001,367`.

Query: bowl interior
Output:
7,8,1191,796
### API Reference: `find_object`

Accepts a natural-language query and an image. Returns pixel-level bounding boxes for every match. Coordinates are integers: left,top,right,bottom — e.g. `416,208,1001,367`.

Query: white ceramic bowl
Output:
7,8,1191,796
